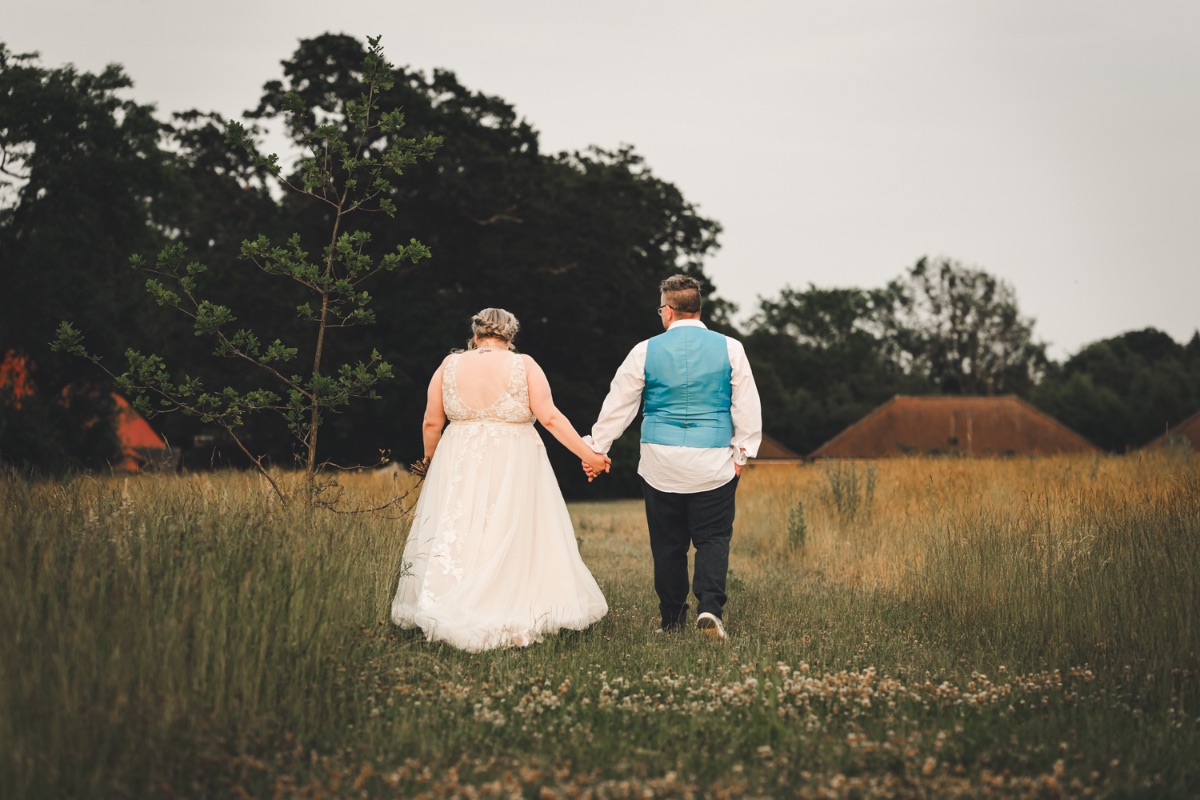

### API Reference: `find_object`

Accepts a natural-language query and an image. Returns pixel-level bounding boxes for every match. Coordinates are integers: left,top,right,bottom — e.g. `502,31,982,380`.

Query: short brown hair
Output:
659,274,702,314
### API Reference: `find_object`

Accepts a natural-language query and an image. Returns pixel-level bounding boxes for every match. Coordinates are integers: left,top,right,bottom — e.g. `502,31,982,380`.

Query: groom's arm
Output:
587,342,647,453
728,338,763,460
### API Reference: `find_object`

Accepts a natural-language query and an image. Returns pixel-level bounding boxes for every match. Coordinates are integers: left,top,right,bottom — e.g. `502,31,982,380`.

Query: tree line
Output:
2,34,1197,497
747,261,1200,456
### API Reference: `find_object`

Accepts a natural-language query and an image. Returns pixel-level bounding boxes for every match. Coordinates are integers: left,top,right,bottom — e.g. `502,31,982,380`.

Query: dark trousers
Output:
641,475,738,629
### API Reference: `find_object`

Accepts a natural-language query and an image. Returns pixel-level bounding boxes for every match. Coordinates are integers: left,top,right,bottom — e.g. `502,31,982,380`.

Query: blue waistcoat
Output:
641,325,733,449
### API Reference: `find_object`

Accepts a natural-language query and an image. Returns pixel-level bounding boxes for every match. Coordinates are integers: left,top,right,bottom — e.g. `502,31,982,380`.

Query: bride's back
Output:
450,350,521,411
446,350,530,419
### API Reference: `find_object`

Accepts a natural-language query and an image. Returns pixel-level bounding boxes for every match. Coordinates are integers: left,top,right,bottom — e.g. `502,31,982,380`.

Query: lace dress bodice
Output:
442,352,535,424
391,349,608,651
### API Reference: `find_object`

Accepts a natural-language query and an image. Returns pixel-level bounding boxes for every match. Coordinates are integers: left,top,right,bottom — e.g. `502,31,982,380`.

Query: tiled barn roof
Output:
1143,409,1200,451
810,395,1099,459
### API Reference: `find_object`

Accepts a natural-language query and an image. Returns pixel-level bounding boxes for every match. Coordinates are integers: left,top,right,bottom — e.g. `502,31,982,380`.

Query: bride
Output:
390,308,611,651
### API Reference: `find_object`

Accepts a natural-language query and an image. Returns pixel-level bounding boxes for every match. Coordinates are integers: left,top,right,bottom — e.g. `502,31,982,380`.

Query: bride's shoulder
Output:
519,353,544,376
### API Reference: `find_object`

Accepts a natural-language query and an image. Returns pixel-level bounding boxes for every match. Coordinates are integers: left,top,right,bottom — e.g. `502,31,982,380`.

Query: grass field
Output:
2,452,1198,798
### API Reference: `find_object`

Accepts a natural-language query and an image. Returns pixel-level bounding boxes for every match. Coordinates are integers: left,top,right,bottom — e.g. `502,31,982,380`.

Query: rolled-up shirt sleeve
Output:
728,338,762,458
587,342,647,453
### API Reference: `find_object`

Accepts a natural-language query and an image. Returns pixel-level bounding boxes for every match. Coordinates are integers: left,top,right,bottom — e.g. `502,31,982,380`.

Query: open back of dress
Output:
391,352,608,651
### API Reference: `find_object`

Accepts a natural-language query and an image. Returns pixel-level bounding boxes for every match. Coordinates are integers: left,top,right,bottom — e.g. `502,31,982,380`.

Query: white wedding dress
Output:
390,352,608,651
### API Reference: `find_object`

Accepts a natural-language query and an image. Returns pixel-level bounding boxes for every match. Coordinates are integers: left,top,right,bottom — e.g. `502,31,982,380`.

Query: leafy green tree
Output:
7,34,724,496
0,360,118,474
137,111,298,462
1031,328,1200,451
0,43,175,472
744,258,1047,454
249,34,722,497
753,285,901,355
888,257,1048,395
55,37,442,505
0,44,175,362
745,285,928,454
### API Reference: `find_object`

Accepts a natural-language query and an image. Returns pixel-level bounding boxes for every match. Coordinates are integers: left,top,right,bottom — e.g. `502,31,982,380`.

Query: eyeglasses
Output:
656,305,673,315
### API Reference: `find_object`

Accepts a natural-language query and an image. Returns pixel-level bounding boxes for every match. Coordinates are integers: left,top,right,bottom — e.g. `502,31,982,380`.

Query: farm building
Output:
0,349,34,408
809,395,1099,459
1,350,174,472
1143,410,1200,451
112,394,175,472
750,433,803,464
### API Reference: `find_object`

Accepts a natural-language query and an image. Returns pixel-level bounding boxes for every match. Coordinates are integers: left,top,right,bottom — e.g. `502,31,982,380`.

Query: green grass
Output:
1,455,1198,797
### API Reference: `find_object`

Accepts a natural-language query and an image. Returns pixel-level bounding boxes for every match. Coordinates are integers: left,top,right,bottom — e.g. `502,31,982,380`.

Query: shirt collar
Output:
667,319,708,330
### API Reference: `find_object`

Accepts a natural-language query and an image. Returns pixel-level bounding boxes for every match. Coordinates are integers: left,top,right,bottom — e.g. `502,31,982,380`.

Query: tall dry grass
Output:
735,451,1200,683
0,470,414,797
1,453,1197,797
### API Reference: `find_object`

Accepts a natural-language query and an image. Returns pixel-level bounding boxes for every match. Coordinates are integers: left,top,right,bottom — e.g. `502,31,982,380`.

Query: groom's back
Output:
641,326,733,449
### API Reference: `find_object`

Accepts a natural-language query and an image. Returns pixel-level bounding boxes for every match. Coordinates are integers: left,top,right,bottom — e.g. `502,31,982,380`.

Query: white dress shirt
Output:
588,319,763,494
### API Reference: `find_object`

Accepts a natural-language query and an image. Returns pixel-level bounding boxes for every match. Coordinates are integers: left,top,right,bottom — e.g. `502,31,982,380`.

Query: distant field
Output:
2,452,1198,797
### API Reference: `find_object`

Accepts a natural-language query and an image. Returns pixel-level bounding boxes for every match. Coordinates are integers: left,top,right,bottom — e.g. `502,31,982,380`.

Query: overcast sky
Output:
6,0,1198,358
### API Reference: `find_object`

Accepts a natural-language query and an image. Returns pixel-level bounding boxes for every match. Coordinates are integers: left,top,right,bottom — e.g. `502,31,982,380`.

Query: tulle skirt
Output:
390,420,608,651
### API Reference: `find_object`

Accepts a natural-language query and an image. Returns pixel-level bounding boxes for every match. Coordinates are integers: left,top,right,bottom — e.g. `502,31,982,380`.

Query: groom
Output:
583,274,761,639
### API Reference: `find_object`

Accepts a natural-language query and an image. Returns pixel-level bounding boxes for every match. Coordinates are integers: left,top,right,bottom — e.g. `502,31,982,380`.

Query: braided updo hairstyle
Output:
467,307,520,351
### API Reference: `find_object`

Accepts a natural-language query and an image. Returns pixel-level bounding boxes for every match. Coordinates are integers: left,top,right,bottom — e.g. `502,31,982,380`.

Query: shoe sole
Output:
697,618,726,640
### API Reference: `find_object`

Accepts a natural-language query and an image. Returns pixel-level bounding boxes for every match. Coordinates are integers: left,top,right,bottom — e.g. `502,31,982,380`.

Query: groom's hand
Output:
581,454,611,482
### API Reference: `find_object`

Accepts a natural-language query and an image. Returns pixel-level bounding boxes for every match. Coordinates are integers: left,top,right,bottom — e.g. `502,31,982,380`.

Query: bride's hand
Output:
583,451,611,481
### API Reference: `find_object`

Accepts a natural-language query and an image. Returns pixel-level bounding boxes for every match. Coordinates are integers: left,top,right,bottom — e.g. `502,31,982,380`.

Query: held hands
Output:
581,451,611,482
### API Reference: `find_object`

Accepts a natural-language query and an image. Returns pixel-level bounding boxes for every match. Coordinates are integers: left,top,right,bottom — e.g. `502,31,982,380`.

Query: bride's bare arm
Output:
422,356,451,460
524,356,611,475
